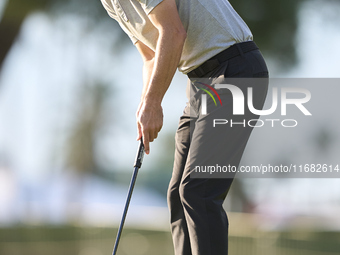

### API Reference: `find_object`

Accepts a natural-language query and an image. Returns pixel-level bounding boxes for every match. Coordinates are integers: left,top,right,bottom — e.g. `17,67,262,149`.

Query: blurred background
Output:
1,0,340,254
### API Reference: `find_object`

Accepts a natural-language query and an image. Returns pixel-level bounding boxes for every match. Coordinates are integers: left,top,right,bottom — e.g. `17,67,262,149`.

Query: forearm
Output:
143,30,186,106
141,58,154,101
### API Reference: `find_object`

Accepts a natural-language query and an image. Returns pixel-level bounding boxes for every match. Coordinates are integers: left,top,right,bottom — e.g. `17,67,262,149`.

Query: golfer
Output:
100,0,268,254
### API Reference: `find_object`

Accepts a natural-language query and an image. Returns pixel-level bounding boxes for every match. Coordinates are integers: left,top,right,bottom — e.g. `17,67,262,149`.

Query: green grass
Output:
0,226,339,255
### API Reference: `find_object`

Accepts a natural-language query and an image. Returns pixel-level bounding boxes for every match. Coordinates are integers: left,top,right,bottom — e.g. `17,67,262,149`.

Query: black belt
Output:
187,41,259,78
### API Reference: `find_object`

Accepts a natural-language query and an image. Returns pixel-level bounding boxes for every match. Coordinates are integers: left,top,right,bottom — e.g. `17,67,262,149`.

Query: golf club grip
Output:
134,139,145,168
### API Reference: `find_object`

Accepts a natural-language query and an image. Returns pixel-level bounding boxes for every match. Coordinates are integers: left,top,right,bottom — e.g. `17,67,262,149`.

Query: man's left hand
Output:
136,101,163,154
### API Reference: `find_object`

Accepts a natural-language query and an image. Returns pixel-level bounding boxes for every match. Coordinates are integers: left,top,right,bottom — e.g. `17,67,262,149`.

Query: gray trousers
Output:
167,42,269,255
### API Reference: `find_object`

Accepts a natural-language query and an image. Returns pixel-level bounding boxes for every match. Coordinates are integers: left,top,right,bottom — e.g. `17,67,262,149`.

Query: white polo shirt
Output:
100,0,253,74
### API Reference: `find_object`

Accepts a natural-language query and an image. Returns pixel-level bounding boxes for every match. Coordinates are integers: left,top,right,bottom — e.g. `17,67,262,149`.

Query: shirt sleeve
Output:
100,0,118,19
138,0,164,15
101,0,139,44
120,25,139,44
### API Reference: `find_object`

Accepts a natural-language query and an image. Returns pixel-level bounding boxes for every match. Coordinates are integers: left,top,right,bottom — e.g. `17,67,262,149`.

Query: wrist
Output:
144,93,163,106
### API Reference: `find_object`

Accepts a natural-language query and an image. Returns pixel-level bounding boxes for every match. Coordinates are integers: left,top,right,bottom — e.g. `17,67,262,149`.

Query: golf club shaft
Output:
112,139,144,255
